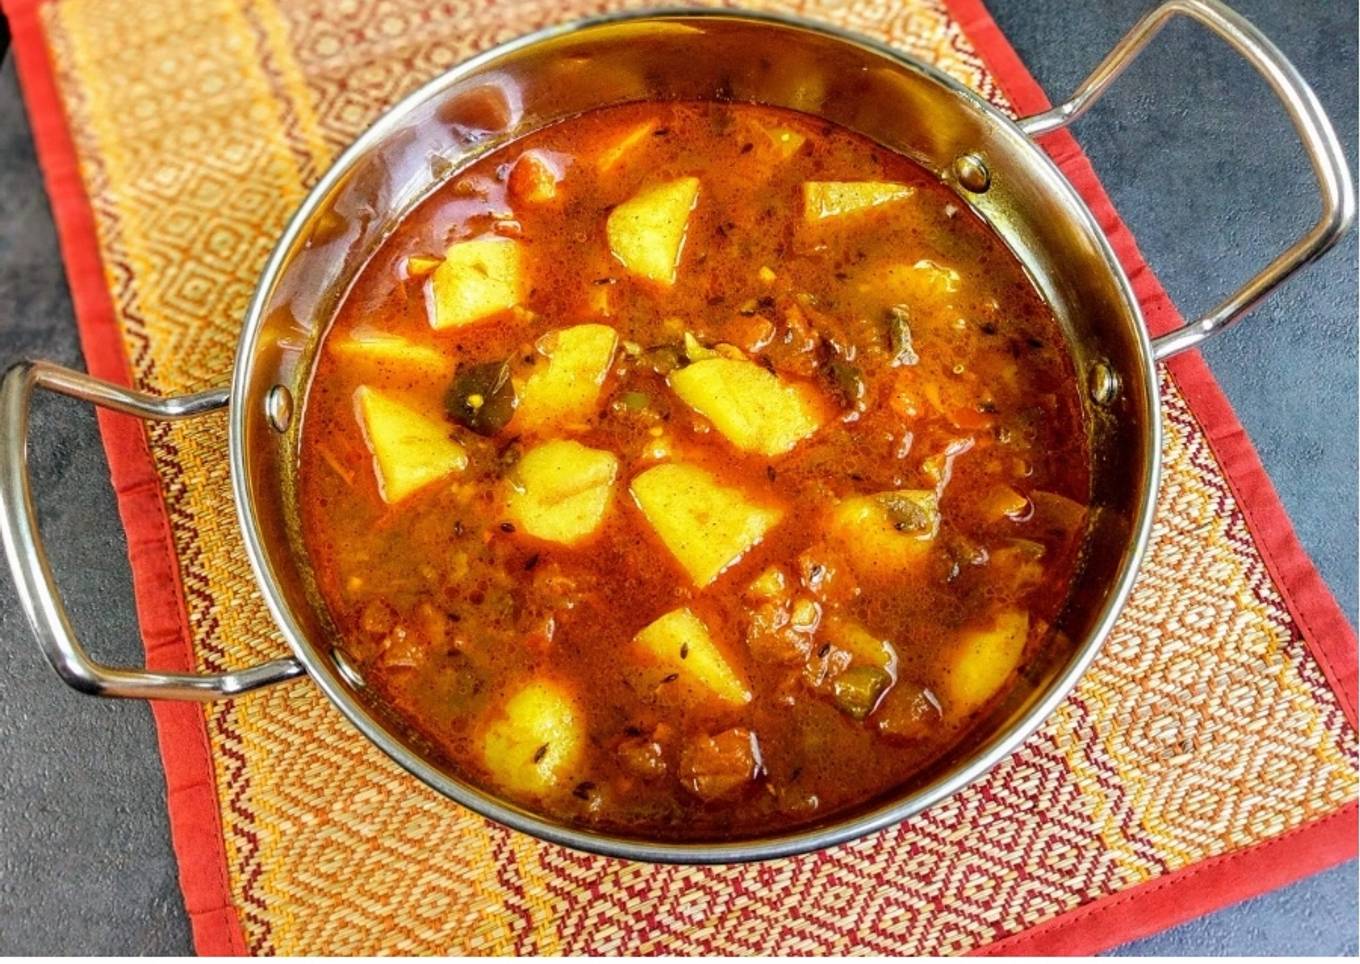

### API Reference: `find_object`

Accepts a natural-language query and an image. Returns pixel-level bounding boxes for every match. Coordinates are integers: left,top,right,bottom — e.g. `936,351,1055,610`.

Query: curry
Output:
298,101,1089,839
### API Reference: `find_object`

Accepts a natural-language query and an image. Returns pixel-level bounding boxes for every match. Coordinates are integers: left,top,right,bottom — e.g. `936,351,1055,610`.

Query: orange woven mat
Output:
7,0,1357,954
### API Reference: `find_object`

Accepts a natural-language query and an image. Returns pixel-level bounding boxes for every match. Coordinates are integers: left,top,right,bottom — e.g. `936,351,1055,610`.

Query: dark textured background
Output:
0,0,1355,954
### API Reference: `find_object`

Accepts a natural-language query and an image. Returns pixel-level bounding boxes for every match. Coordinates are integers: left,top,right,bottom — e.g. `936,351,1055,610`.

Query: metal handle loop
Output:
1018,0,1355,361
0,360,306,701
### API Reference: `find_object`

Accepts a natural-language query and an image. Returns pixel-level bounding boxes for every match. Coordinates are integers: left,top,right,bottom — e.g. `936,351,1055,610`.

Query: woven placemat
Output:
6,0,1356,954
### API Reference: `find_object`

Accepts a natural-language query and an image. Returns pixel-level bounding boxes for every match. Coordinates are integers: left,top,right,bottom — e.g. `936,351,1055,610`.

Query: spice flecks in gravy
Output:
298,101,1089,839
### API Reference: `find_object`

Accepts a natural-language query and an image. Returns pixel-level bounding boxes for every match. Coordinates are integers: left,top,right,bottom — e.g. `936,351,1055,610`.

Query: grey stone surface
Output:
0,56,193,954
0,0,1354,954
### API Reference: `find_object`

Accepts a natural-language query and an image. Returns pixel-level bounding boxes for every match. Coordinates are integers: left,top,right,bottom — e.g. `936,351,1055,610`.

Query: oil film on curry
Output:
300,99,1090,838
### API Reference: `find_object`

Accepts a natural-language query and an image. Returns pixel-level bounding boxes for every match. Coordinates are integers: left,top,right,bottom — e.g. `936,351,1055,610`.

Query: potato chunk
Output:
481,679,583,797
634,607,751,706
826,489,939,574
329,330,449,376
822,616,899,677
506,440,618,545
507,151,559,205
353,386,467,504
515,324,619,431
875,682,943,743
945,610,1030,713
803,181,913,221
679,727,763,801
630,463,781,587
669,357,825,457
428,238,524,329
606,177,699,285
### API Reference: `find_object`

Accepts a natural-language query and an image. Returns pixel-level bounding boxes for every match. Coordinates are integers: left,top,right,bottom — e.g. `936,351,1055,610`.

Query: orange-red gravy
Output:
298,101,1089,839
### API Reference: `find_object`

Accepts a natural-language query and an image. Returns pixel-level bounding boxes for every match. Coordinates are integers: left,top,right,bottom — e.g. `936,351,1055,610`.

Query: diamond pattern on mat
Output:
37,0,1357,954
537,723,1122,955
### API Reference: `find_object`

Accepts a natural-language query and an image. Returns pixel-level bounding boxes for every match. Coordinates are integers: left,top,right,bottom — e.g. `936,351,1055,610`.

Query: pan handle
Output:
1016,0,1355,362
0,360,306,701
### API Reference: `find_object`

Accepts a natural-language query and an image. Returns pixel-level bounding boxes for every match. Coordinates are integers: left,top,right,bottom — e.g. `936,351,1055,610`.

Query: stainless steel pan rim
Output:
2,1,1351,865
230,6,1162,864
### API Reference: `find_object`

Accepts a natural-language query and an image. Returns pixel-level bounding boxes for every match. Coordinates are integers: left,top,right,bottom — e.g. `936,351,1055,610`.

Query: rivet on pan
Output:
1089,361,1120,405
333,648,366,689
954,153,991,193
265,385,294,432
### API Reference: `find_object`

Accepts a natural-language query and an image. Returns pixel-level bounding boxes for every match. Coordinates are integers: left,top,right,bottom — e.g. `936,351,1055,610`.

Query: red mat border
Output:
5,0,1355,955
4,0,250,954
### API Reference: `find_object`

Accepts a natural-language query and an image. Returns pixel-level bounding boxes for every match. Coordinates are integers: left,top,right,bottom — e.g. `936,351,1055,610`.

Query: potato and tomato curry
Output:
298,102,1090,839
